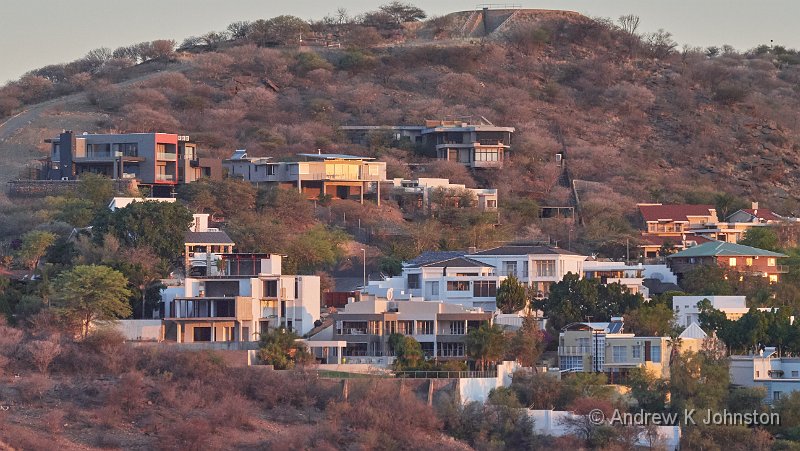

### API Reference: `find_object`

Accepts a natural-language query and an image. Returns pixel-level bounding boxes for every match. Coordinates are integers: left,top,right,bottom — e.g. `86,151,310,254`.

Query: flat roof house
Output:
341,117,515,169
162,253,321,342
223,151,387,204
44,131,220,196
391,177,498,213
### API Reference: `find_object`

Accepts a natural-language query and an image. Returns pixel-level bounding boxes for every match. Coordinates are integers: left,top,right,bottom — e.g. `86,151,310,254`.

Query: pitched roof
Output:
469,244,581,256
419,257,493,268
679,322,708,339
666,241,786,258
407,251,466,266
638,204,715,222
184,231,235,245
733,208,784,222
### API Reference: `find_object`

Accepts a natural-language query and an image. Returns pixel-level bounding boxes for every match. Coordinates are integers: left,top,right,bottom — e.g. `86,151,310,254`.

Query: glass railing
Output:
157,152,177,160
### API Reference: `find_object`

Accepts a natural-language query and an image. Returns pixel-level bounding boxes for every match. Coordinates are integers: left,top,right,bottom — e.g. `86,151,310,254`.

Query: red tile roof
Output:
638,204,716,222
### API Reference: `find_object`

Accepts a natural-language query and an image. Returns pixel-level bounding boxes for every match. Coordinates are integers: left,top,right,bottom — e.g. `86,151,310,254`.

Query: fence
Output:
395,370,498,379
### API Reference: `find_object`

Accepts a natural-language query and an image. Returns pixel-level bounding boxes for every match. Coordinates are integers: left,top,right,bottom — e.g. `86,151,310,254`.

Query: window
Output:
651,345,661,363
407,273,421,290
368,321,381,335
416,320,434,335
487,200,497,208
746,257,753,266
774,391,782,401
729,257,737,267
536,260,556,277
193,327,212,342
503,261,517,277
612,346,627,363
426,281,440,297
263,280,278,298
111,142,138,157
437,342,465,357
792,370,798,378
522,261,529,278
455,273,479,277
770,274,778,283
266,165,276,176
475,148,500,161
577,337,590,352
385,321,397,335
473,281,497,297
447,281,470,291
632,345,641,360
768,258,777,267
397,320,414,335
448,321,465,335
560,355,583,371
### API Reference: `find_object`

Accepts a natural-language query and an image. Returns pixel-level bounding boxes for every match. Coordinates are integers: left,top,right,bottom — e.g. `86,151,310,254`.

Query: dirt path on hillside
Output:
0,66,188,185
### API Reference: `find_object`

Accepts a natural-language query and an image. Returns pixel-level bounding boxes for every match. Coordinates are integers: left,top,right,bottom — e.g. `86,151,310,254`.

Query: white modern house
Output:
730,348,800,403
391,177,498,212
673,295,752,327
162,253,320,341
583,260,648,298
468,244,587,298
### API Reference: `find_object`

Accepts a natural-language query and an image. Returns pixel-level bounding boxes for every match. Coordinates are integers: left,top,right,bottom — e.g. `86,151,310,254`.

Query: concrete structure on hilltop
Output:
730,347,800,404
308,298,492,363
666,241,787,284
223,151,387,204
390,177,498,213
341,117,514,169
558,318,705,380
161,253,320,341
43,131,220,196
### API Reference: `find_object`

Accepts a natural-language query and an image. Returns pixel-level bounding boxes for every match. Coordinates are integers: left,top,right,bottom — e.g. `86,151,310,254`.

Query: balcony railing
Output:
395,370,497,379
156,174,176,181
157,152,177,160
304,172,383,181
558,346,592,356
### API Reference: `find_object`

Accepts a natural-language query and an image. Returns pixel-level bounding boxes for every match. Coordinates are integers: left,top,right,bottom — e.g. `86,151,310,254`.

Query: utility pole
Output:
361,248,367,289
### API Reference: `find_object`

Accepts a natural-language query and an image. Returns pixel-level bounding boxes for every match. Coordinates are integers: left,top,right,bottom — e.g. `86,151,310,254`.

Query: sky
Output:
1,0,797,84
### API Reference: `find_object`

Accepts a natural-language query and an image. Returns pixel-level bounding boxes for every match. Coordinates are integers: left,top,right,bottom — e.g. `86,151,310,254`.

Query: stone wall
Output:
6,179,139,197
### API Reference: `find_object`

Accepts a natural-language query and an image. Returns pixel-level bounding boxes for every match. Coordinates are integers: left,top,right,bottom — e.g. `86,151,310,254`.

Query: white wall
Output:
102,319,163,341
458,361,518,404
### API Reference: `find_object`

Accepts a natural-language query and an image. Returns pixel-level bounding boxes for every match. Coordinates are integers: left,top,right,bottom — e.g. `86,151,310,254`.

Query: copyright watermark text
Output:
589,408,780,426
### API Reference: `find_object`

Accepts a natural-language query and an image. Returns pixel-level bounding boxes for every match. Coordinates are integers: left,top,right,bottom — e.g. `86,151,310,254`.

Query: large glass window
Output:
426,281,440,297
263,280,278,298
447,281,470,291
503,261,517,277
651,345,662,363
415,321,434,335
475,148,500,161
612,346,627,363
407,273,421,290
473,281,497,297
632,345,641,360
111,142,138,157
448,321,465,335
536,260,556,277
397,320,414,335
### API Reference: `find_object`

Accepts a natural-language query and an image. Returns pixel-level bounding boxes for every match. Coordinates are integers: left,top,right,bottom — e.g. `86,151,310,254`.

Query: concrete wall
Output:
8,179,138,197
458,361,518,404
106,319,164,341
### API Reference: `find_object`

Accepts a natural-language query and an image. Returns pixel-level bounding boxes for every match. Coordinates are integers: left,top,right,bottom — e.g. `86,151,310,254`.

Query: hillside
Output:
2,7,800,250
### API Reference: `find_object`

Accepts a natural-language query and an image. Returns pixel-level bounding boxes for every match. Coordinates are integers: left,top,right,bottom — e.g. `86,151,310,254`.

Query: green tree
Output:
714,192,748,220
92,201,193,265
466,323,506,371
496,274,526,314
54,265,132,338
697,299,729,333
378,1,427,23
507,314,545,367
624,302,675,336
670,350,730,414
249,15,310,46
739,227,780,252
680,265,735,295
76,173,114,208
16,230,56,273
626,367,668,412
257,326,313,369
389,333,424,369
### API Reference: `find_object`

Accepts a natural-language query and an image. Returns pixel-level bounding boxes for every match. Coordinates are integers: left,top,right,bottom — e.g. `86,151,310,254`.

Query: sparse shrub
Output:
15,373,53,402
25,338,61,375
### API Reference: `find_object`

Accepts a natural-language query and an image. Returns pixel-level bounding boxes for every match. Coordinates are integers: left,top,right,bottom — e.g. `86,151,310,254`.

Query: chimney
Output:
752,201,759,210
467,246,477,254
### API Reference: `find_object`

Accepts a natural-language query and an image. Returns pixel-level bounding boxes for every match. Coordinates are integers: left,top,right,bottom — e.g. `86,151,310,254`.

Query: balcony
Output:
157,152,178,160
155,174,176,182
558,346,592,356
167,297,252,321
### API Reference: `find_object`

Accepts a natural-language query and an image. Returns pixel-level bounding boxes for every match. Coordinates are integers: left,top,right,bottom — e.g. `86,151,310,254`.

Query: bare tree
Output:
26,338,61,375
617,14,640,36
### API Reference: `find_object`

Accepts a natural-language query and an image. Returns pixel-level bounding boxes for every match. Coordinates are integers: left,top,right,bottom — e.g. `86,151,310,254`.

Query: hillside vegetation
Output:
2,5,800,252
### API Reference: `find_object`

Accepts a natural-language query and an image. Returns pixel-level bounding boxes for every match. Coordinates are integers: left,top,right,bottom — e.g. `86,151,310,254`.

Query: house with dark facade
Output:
341,117,514,169
43,131,220,196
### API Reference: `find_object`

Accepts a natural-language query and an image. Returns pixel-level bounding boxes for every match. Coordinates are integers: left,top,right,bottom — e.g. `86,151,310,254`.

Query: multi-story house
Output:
340,117,514,169
319,298,492,362
161,253,320,342
468,244,587,298
43,131,219,196
223,151,387,204
390,177,498,213
558,319,706,381
666,241,787,284
672,295,753,327
362,245,588,312
730,347,800,404
582,260,648,298
183,213,235,276
637,203,719,258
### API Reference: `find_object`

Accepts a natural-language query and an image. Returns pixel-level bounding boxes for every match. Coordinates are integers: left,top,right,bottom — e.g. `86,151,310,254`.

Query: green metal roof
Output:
667,241,786,258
